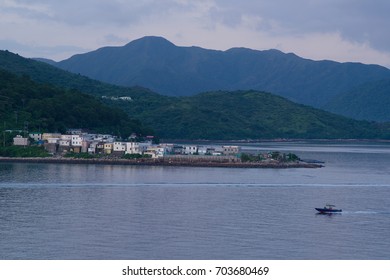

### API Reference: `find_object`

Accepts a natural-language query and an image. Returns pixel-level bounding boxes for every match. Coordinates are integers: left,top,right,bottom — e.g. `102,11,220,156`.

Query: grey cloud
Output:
8,0,197,26
212,0,390,51
1,2,52,21
0,39,88,60
103,34,130,45
4,0,390,59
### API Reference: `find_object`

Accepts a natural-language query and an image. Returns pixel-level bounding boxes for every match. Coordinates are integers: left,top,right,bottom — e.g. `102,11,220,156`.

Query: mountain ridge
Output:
55,36,390,110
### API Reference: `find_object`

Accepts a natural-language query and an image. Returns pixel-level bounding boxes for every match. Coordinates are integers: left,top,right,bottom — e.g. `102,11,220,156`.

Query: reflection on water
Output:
1,142,390,260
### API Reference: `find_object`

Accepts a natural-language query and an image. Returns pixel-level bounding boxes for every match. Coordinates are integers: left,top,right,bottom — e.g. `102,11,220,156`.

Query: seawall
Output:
0,157,323,168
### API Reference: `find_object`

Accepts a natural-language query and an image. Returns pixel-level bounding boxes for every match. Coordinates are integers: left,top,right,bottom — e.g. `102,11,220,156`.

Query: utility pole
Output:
14,110,18,125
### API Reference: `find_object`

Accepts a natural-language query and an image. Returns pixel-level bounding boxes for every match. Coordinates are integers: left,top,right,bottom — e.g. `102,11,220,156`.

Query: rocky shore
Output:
0,156,323,168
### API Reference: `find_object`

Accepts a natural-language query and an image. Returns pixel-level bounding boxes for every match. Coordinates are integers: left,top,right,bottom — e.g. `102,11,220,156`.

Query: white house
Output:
71,135,83,147
113,142,126,152
144,146,166,158
61,134,72,141
222,145,241,155
112,141,126,156
93,134,115,142
67,129,83,135
125,142,140,154
13,135,29,146
197,146,208,155
47,138,60,144
119,96,132,101
59,139,70,147
29,132,42,142
183,145,198,155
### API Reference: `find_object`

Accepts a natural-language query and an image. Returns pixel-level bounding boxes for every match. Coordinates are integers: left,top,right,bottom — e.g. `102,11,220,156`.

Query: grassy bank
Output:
0,146,50,158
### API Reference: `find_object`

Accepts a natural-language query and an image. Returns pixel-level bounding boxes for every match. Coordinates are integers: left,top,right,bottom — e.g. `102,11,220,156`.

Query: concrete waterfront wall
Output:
0,156,322,168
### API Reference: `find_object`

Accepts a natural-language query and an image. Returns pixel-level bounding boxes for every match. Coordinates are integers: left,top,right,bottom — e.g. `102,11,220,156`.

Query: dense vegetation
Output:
324,79,390,121
0,69,153,141
241,152,300,162
0,50,158,99
0,146,50,157
110,90,389,140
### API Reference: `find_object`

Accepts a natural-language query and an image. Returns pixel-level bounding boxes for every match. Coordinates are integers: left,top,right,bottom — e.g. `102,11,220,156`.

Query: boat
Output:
315,204,342,214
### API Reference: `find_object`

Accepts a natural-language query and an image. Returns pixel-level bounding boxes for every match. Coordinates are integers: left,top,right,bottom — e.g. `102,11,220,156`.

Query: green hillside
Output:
110,90,387,140
0,69,152,138
324,79,390,121
0,50,159,100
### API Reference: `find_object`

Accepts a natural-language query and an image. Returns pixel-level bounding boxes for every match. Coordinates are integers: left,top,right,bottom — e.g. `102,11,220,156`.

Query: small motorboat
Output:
315,204,342,214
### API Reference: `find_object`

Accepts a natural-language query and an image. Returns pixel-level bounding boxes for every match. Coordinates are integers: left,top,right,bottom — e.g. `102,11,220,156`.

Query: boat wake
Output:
341,211,389,215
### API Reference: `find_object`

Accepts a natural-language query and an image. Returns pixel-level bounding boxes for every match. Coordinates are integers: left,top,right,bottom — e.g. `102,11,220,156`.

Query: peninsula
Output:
1,131,323,169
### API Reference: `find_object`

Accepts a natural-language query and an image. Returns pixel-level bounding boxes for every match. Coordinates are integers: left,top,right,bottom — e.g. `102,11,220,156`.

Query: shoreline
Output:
0,156,323,168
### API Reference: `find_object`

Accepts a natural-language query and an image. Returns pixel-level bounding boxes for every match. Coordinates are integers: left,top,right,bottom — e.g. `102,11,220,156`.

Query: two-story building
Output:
183,145,198,155
96,142,105,154
197,146,208,155
71,135,83,147
125,142,140,154
29,132,42,142
104,143,113,154
113,142,126,156
58,140,71,153
222,145,241,156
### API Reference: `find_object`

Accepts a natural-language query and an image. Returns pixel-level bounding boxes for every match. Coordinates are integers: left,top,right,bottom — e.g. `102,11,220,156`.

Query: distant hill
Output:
32,57,57,66
0,50,158,99
110,90,388,140
324,79,390,121
0,69,152,137
55,36,390,109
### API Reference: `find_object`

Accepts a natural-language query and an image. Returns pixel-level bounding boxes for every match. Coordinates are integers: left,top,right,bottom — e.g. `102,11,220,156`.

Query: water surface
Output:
1,141,390,259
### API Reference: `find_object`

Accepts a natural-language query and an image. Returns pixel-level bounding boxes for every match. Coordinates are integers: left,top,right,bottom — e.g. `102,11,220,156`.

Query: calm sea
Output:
1,141,390,260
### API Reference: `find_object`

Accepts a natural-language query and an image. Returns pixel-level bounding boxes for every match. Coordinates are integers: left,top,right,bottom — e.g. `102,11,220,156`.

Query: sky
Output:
1,0,390,68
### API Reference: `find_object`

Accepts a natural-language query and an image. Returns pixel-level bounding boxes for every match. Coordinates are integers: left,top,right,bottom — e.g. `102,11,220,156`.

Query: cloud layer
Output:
1,0,389,67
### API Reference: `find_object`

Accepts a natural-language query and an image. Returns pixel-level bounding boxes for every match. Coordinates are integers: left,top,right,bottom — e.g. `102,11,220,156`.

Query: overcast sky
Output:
1,0,390,67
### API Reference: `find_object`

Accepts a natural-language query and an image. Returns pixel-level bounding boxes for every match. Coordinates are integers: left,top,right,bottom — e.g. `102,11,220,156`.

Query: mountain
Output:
55,36,390,109
1,49,388,140
324,79,390,121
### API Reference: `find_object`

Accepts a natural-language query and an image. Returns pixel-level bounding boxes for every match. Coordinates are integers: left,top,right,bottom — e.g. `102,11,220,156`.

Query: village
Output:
6,129,318,168
12,129,242,160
